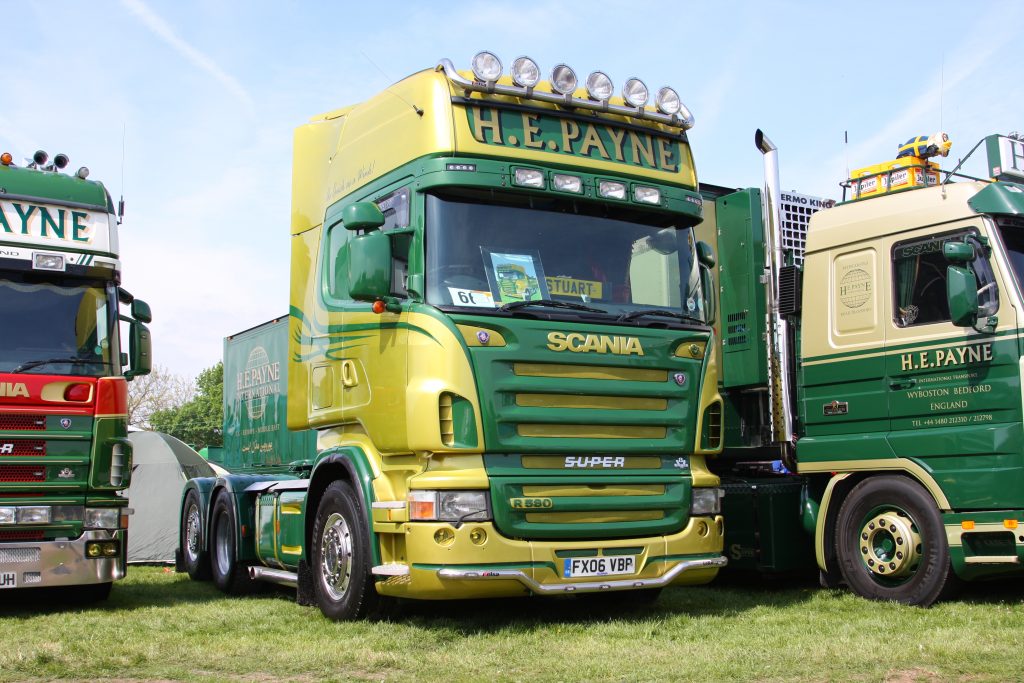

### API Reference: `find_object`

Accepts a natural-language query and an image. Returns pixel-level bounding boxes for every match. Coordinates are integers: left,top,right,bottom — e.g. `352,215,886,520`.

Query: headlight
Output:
513,167,545,188
598,180,626,200
0,507,16,524
622,78,649,107
552,174,583,193
408,490,490,522
690,488,724,516
84,507,120,529
511,56,541,88
17,506,51,524
634,186,661,205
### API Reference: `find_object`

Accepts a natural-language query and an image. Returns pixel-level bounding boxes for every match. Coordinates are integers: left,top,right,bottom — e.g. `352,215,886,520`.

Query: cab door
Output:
883,222,1023,509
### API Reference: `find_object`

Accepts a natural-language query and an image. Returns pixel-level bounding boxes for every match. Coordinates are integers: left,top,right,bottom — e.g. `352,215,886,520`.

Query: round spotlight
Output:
33,150,48,166
549,64,578,95
585,71,614,101
76,167,90,180
511,56,541,88
471,51,503,82
622,78,649,107
54,154,69,170
655,87,682,115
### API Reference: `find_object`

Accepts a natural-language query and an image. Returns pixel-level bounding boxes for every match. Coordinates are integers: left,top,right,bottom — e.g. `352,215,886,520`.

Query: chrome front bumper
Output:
0,530,126,589
437,554,727,595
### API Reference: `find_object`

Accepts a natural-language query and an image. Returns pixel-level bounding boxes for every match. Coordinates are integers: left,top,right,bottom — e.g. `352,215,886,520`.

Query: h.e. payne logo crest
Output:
237,346,281,421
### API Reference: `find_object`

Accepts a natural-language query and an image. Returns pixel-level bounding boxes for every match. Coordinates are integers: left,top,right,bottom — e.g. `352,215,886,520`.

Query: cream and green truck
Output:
178,51,1024,615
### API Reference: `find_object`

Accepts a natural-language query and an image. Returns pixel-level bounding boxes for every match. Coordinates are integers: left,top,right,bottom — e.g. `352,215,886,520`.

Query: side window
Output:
325,223,351,300
892,230,998,327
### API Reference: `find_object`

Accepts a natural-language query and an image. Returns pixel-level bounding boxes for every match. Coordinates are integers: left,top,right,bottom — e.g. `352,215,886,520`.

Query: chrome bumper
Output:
437,555,727,595
0,530,126,589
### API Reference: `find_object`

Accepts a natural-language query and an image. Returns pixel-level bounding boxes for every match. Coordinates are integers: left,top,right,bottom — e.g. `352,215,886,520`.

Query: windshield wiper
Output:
616,309,705,325
498,299,608,314
11,357,108,373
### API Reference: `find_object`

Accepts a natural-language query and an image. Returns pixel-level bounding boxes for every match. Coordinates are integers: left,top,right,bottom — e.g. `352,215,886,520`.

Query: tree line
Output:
128,362,223,451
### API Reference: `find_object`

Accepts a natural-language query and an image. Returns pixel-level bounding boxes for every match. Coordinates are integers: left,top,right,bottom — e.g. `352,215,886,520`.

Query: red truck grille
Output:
0,440,45,457
0,465,46,482
0,414,46,431
0,530,44,541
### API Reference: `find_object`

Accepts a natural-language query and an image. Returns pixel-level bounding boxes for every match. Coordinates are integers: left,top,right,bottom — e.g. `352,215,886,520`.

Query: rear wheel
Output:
311,481,384,620
181,490,211,581
210,493,256,594
835,476,958,606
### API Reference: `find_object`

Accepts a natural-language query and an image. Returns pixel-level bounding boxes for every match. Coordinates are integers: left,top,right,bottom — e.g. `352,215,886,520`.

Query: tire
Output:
209,493,256,595
311,481,384,621
835,476,958,606
181,490,211,581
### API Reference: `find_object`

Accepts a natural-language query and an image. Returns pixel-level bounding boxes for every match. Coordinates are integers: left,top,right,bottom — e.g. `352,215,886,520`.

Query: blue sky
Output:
2,0,1020,378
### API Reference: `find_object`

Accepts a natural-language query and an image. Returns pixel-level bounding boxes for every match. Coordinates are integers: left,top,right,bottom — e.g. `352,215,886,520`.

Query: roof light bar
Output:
437,57,694,130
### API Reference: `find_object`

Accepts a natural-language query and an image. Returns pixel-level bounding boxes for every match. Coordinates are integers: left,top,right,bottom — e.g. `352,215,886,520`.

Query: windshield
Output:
424,193,706,323
0,274,119,376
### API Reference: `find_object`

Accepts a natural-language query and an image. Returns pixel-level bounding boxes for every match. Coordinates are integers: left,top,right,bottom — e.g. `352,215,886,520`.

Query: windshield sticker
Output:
546,276,603,300
481,248,550,303
447,287,495,308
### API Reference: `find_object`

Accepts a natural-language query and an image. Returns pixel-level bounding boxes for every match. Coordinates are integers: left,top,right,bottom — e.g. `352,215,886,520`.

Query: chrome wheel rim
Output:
320,512,353,601
858,507,922,584
185,504,202,563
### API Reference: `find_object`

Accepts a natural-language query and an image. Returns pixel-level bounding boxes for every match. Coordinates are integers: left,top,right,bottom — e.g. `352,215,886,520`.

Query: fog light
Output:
622,78,649,107
32,253,65,271
552,174,582,193
598,180,626,200
86,543,102,558
585,71,613,101
511,56,540,88
102,542,119,557
434,528,455,546
471,51,502,82
655,87,682,115
513,167,545,188
549,64,577,95
469,527,487,545
634,186,661,204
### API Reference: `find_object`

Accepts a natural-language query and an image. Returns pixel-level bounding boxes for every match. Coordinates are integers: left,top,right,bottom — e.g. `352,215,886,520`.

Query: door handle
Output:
889,378,917,390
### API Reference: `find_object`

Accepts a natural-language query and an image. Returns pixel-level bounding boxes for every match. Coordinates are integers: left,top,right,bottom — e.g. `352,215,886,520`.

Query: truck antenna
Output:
844,130,849,182
360,51,423,116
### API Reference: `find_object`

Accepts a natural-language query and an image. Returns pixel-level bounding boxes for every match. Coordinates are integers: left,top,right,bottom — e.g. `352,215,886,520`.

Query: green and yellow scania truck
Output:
0,149,152,600
178,53,727,619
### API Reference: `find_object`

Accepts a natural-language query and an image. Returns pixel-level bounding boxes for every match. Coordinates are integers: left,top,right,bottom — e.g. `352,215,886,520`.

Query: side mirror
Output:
944,241,975,263
131,298,152,324
947,265,978,327
696,241,716,268
125,320,152,380
349,230,392,301
700,265,717,325
343,201,386,232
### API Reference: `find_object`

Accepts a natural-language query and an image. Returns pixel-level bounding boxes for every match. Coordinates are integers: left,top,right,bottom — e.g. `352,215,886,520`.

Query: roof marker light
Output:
76,167,90,179
622,78,649,108
550,64,577,95
585,71,614,102
511,56,540,88
471,51,503,83
655,87,682,115
1,152,12,166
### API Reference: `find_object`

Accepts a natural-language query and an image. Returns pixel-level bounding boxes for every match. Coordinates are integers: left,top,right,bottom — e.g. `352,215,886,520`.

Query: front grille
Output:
0,530,44,541
0,465,46,482
0,547,41,563
0,440,46,457
0,414,46,431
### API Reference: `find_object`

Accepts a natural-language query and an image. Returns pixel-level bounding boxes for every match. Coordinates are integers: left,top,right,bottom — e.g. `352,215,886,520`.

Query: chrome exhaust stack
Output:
755,129,795,450
249,565,298,588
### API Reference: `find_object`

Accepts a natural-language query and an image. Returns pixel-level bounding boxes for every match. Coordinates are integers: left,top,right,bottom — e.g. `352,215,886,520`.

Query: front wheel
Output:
311,481,384,620
835,476,958,606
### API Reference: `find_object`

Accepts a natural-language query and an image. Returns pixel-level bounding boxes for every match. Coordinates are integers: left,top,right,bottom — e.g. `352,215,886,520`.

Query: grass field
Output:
2,567,1024,682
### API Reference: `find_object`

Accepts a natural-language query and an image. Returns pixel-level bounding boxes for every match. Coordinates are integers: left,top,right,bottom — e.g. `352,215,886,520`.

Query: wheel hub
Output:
185,505,201,561
320,512,354,600
859,511,921,578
